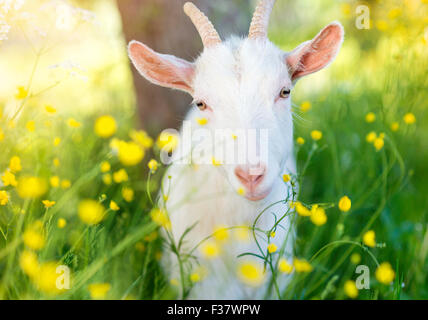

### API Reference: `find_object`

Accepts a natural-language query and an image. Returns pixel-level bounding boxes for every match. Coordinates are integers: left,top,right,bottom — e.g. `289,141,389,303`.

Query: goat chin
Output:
244,188,272,201
159,120,297,299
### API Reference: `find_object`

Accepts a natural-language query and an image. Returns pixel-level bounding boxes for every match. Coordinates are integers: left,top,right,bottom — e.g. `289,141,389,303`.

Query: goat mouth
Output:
244,188,271,201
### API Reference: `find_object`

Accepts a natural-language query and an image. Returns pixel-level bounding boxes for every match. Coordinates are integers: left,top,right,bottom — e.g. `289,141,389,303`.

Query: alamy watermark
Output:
355,265,370,289
56,265,71,290
356,5,370,30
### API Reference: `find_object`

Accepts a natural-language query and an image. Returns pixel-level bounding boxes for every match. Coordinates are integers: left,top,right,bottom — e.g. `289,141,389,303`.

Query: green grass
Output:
0,0,427,300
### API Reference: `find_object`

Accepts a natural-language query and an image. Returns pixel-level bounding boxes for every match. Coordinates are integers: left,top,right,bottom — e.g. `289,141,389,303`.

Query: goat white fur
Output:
128,0,344,299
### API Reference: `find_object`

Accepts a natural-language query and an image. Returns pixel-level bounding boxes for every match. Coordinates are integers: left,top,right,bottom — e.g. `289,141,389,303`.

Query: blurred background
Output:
1,0,427,132
0,0,427,299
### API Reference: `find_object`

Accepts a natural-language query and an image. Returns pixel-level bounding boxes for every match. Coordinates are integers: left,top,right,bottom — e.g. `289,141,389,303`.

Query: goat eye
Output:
280,88,291,98
195,101,207,111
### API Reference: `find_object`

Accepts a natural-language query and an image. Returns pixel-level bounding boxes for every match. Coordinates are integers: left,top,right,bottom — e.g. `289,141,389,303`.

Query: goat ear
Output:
128,40,195,94
285,22,344,82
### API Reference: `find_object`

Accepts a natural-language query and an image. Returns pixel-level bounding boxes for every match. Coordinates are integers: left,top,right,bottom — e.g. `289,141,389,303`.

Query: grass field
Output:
0,0,427,299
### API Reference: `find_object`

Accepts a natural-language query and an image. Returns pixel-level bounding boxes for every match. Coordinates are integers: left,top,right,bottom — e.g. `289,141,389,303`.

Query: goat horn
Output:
183,2,221,48
248,0,276,39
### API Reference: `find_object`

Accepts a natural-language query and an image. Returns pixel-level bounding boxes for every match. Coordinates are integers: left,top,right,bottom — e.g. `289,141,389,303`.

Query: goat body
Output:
128,0,344,299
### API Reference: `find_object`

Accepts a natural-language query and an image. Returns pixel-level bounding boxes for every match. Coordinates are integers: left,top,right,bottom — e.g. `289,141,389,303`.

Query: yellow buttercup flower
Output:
237,261,265,287
376,20,388,31
23,228,45,251
373,137,384,151
156,131,179,153
344,280,358,298
403,112,416,124
200,240,221,258
196,117,208,125
170,278,179,286
17,176,47,199
102,174,112,185
267,243,277,253
350,253,361,264
94,115,117,138
310,205,327,226
78,200,106,225
0,190,9,205
390,122,399,132
213,226,229,241
53,137,61,146
300,101,312,112
282,174,290,183
366,131,377,143
388,8,402,20
100,161,111,173
295,202,311,216
293,258,313,273
278,258,293,274
122,187,134,202
190,272,201,283
9,156,22,173
109,200,120,211
365,112,376,123
45,105,57,114
129,130,153,149
311,130,322,141
88,283,111,299
19,250,39,278
67,118,81,128
237,187,246,196
375,262,395,284
118,141,144,166
113,169,128,183
341,3,351,16
57,218,67,229
234,227,251,242
338,195,351,212
60,179,71,189
50,176,60,188
211,157,222,166
0,128,4,141
150,208,171,230
26,120,35,132
15,86,28,100
53,158,60,167
363,230,376,247
42,200,56,209
148,159,159,173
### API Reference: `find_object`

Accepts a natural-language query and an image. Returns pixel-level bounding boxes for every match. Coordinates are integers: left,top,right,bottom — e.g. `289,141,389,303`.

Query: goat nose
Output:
234,164,266,190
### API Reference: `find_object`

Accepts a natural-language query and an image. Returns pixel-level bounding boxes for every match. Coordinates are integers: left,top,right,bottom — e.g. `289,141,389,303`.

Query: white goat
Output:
128,0,344,299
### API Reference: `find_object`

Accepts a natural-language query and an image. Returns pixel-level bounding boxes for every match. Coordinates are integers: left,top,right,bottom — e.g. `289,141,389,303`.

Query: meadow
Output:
0,0,427,300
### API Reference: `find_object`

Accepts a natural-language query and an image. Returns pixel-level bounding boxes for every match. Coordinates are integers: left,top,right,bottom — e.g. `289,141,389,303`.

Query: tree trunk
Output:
117,0,252,133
